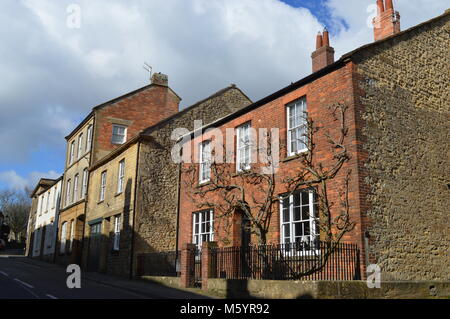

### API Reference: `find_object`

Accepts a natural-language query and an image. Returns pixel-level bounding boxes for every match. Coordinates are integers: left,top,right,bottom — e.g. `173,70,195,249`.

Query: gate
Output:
193,248,202,287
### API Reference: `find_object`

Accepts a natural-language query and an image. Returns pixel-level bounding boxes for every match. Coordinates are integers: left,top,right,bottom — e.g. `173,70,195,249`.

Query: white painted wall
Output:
32,180,62,258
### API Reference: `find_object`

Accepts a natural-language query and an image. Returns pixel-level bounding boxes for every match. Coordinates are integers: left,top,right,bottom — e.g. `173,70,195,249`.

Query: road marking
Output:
0,271,8,276
46,294,58,299
14,278,34,289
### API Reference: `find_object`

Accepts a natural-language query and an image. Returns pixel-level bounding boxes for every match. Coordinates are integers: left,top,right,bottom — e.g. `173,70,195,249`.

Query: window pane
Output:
301,192,309,205
302,205,310,220
283,224,290,239
294,222,302,237
293,207,301,221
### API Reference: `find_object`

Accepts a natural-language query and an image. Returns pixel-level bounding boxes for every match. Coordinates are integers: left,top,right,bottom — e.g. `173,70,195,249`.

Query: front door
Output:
87,223,102,272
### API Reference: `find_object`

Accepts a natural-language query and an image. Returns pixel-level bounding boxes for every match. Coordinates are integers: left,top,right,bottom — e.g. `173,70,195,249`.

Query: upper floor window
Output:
236,122,251,172
112,125,127,145
82,169,88,199
192,210,214,251
66,179,71,206
46,191,50,212
86,125,93,151
113,215,121,251
69,141,75,165
280,190,318,246
117,160,125,194
52,187,57,209
77,133,83,159
199,140,211,183
73,174,79,202
99,171,107,202
287,98,308,156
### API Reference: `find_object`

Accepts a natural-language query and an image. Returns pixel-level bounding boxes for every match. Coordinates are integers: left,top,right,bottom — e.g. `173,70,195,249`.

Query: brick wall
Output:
178,64,365,267
92,85,181,164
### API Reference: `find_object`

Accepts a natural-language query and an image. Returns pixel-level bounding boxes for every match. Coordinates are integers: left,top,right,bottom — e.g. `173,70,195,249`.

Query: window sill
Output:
281,151,309,163
197,181,211,188
232,168,252,177
114,192,123,198
98,200,105,205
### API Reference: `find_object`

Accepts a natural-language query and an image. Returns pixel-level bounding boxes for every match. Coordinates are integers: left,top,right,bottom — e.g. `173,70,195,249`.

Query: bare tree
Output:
184,130,278,245
0,189,31,243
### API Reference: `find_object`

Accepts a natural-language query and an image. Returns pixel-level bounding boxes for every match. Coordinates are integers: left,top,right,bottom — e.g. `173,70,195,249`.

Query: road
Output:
0,256,195,299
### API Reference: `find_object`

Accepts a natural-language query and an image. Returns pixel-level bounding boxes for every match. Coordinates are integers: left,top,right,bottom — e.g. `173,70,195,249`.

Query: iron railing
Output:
136,250,180,277
210,241,361,281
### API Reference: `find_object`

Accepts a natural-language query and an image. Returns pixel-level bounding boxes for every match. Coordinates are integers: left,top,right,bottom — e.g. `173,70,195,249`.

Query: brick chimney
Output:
373,0,401,41
311,27,335,73
151,72,169,87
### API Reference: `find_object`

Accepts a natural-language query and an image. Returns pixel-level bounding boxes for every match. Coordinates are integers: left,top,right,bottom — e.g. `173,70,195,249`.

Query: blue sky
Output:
0,0,448,191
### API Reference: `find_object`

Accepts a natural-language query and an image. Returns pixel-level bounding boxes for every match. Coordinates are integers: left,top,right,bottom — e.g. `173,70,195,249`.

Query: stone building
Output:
178,2,450,281
56,73,182,266
31,177,62,262
81,84,252,276
26,178,58,257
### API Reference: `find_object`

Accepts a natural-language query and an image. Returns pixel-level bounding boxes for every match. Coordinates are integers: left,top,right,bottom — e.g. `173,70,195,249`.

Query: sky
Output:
0,0,448,191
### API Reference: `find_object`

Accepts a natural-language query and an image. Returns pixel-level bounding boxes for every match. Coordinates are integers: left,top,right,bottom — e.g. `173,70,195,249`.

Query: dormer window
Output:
112,125,127,145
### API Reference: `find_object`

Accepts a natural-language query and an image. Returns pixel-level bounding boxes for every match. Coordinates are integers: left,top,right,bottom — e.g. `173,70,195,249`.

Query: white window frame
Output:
52,186,57,209
117,160,125,194
46,191,50,213
280,190,319,255
199,141,211,183
113,215,121,251
66,179,71,206
86,125,93,151
112,124,127,145
236,122,252,172
82,169,88,199
77,133,83,159
69,141,75,165
60,222,67,254
192,210,214,251
73,174,79,202
99,171,107,202
287,98,308,156
69,220,75,252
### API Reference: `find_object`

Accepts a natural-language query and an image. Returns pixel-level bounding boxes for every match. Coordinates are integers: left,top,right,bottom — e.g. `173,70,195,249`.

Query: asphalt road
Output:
0,256,147,299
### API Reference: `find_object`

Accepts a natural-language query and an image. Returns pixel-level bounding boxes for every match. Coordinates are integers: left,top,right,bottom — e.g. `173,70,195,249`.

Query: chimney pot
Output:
151,72,168,87
373,0,401,41
322,28,330,47
385,0,394,10
316,32,323,49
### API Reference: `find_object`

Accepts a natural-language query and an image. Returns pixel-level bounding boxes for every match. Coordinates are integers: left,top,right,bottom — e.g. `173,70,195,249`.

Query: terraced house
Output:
56,73,182,266
31,177,62,262
81,84,251,276
177,1,450,288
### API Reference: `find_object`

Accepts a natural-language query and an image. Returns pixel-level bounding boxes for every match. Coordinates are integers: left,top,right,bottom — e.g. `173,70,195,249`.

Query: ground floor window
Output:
60,222,67,254
113,215,121,251
280,190,319,246
192,210,214,250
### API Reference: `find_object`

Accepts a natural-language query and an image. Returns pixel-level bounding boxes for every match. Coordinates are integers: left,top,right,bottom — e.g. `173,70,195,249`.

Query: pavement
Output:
0,254,211,299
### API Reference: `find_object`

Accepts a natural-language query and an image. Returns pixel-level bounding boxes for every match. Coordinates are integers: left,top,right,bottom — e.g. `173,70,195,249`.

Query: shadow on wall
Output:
223,279,315,299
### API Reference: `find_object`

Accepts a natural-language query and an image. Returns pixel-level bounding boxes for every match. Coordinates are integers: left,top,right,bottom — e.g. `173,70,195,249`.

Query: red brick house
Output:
178,1,450,282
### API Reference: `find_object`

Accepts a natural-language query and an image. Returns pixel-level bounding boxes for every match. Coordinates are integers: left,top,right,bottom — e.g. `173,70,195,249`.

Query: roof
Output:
180,9,450,140
89,84,252,171
65,83,182,141
30,176,63,198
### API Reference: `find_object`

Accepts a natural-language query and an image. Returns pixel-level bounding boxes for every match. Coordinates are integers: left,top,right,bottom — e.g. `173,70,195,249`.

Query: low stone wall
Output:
205,279,450,299
141,276,181,289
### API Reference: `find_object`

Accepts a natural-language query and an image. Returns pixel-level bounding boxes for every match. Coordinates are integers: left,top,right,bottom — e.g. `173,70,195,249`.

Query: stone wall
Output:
205,279,450,299
354,13,450,280
132,86,252,275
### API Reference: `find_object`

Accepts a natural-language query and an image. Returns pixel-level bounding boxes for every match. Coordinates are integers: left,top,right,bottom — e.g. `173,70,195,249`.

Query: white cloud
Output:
0,0,448,167
0,170,60,191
